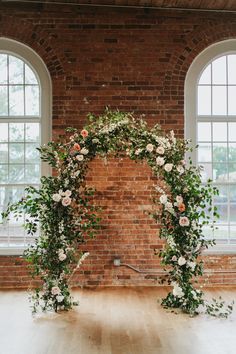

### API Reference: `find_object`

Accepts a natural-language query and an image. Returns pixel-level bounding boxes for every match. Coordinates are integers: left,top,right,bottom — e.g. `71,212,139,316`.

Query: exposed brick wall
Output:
0,2,236,288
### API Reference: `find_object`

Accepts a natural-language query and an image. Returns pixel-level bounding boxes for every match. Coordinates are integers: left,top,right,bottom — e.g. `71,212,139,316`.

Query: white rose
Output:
135,148,142,155
156,146,165,154
59,252,67,261
146,143,154,152
76,154,84,161
178,256,187,266
188,261,196,271
51,286,61,296
176,195,183,204
172,282,184,298
172,255,177,262
62,197,72,207
159,194,168,204
52,193,61,202
177,165,185,174
179,216,190,227
56,295,64,303
164,163,173,172
80,147,89,155
64,190,72,197
156,156,165,166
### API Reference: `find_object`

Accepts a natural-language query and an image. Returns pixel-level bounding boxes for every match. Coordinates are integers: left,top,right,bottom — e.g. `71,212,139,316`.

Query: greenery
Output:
1,109,234,317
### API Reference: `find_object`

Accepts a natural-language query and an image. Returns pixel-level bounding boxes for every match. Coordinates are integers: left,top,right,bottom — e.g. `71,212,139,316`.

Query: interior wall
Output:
0,2,236,288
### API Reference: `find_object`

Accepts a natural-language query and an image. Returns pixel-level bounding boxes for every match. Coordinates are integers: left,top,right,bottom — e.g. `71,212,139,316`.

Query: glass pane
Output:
230,226,236,239
9,56,24,84
198,143,211,162
25,143,39,162
0,86,8,116
228,55,236,84
0,144,8,163
199,163,212,182
202,226,213,239
214,185,228,203
9,123,24,142
0,54,7,84
228,123,236,141
25,64,38,84
9,143,24,163
25,86,39,116
197,86,211,115
0,165,8,183
197,122,211,142
214,204,228,223
212,122,227,141
25,123,39,142
0,123,8,142
214,225,229,240
9,86,24,115
213,163,227,182
230,204,236,223
212,56,226,84
0,186,24,205
229,186,236,202
199,64,211,84
213,143,227,162
212,86,227,115
9,165,24,183
25,164,40,183
228,86,236,115
229,143,236,162
229,164,236,182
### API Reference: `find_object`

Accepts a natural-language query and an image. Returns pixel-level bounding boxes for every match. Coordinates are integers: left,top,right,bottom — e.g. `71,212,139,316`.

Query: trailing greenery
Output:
1,109,233,317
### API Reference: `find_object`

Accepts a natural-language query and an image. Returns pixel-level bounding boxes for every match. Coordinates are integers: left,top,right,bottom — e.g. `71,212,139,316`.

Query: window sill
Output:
0,248,25,256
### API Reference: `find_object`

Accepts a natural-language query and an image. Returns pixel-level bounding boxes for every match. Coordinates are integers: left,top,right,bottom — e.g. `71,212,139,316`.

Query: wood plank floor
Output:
0,287,236,354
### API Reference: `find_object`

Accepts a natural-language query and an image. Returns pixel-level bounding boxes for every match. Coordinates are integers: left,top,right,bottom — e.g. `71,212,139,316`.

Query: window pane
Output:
9,56,24,84
25,164,40,183
0,123,8,142
229,143,236,162
9,165,24,183
9,86,24,115
213,143,227,162
25,143,39,163
212,56,226,84
197,122,211,142
199,163,212,182
213,163,227,182
198,143,211,162
0,86,8,116
215,204,228,223
0,54,8,84
230,226,236,239
25,64,38,84
202,226,213,239
199,64,211,84
0,165,8,183
228,86,236,115
228,123,236,141
0,144,8,163
9,123,24,142
229,186,236,202
25,123,39,142
212,86,227,115
229,164,236,182
214,185,228,203
228,55,236,84
214,225,229,241
230,204,236,223
9,143,24,163
212,122,227,141
25,86,39,116
198,86,211,115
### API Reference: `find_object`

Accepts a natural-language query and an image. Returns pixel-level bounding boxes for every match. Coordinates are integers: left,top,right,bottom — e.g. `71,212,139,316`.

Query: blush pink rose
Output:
81,129,88,138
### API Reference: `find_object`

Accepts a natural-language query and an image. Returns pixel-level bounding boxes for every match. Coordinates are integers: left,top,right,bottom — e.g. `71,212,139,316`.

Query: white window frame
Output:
0,37,51,255
185,39,236,254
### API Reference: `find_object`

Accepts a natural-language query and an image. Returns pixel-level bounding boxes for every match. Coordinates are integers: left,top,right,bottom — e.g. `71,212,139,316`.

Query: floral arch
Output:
4,110,232,316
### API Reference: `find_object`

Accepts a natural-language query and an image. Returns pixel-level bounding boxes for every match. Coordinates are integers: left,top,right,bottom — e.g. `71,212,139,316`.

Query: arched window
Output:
185,39,236,252
0,38,51,255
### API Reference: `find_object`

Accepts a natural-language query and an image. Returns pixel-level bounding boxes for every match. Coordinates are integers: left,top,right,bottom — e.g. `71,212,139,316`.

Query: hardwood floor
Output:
0,287,235,354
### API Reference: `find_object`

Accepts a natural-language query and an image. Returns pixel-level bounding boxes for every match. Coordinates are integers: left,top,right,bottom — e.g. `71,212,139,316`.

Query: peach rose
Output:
178,203,186,212
81,129,88,138
179,216,190,227
73,143,81,151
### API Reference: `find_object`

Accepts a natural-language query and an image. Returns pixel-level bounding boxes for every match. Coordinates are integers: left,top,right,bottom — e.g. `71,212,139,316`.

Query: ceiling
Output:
3,0,236,12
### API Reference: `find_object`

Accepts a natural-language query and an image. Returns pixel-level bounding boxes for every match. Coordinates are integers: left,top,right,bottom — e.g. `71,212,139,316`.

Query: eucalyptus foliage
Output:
2,109,233,316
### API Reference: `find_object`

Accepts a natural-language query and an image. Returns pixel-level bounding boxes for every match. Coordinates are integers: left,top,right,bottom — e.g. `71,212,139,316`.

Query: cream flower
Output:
58,252,67,261
172,255,177,262
156,146,165,154
177,165,185,174
52,193,61,202
164,163,173,172
146,143,154,152
80,147,89,155
188,261,196,271
179,216,190,227
178,256,187,266
176,195,183,204
62,197,72,207
64,190,72,197
51,286,61,296
56,295,64,303
135,148,143,155
156,156,165,166
76,154,84,162
159,194,168,204
172,282,184,297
